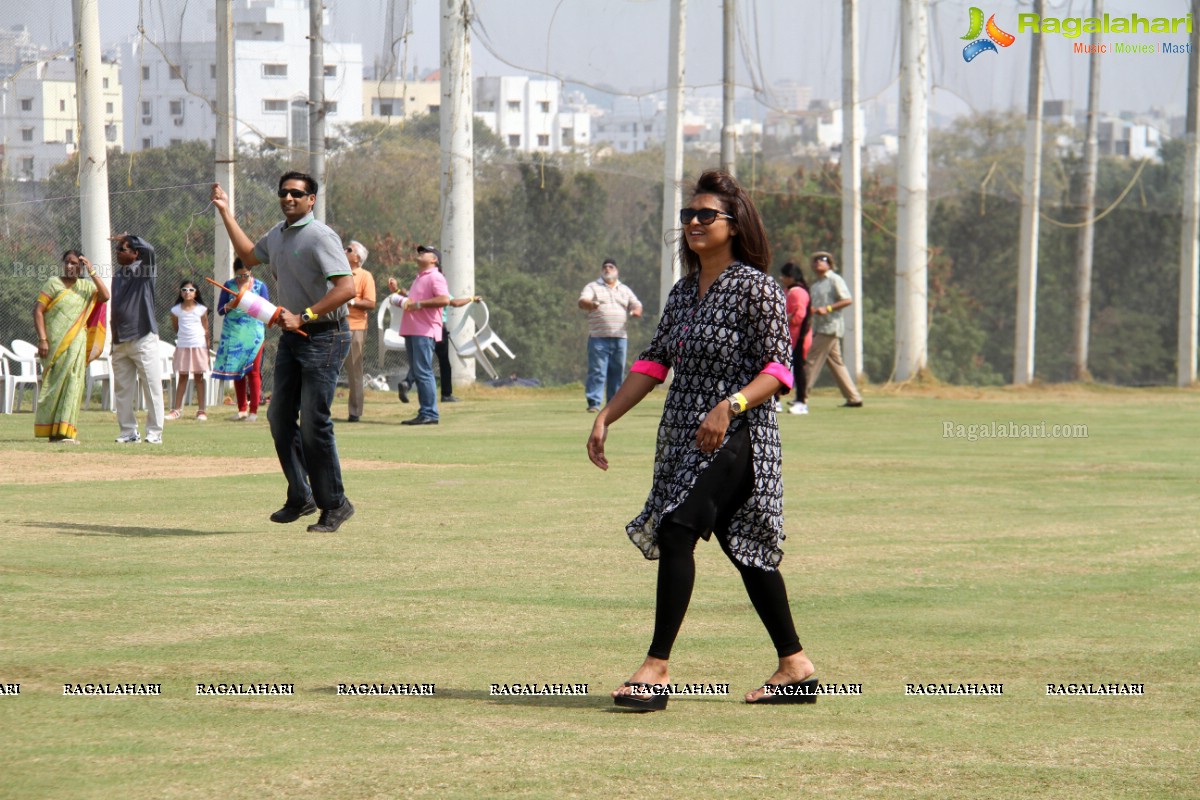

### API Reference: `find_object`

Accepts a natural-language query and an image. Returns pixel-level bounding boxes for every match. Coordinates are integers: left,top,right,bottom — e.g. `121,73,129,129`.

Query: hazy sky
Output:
6,0,1195,124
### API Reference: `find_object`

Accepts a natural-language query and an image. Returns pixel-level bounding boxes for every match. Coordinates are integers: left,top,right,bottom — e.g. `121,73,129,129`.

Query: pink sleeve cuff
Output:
631,359,669,382
761,362,793,391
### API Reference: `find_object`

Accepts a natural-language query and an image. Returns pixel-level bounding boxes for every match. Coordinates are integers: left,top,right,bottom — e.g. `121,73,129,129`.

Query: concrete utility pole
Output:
309,0,326,219
894,0,928,381
660,0,687,312
440,0,477,386
1013,0,1045,385
71,0,112,282
1179,0,1200,386
1072,0,1102,382
720,0,736,175
213,0,235,344
841,0,864,382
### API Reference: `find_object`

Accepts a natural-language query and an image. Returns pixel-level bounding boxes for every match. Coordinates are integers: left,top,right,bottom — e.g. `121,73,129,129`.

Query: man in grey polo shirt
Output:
212,172,357,532
805,251,863,408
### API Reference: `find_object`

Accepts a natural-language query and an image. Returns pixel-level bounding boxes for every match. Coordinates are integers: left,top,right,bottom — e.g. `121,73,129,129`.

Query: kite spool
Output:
204,276,306,335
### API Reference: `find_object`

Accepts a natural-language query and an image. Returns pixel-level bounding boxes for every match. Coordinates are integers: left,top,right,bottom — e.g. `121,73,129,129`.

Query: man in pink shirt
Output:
387,245,450,425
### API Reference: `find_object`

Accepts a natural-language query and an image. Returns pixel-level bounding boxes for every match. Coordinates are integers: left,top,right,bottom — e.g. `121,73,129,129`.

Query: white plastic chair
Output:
85,352,116,411
449,301,515,380
376,295,407,358
5,340,41,413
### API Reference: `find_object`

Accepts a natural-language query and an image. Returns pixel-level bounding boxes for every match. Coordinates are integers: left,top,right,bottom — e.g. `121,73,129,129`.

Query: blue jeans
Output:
585,336,628,409
405,335,438,421
269,327,352,511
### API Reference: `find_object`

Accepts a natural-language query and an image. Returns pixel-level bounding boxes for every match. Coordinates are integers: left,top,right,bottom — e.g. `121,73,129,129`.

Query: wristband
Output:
826,305,833,313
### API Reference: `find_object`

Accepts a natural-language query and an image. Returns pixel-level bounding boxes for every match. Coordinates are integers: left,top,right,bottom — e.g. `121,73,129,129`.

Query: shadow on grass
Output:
32,521,241,537
308,684,610,709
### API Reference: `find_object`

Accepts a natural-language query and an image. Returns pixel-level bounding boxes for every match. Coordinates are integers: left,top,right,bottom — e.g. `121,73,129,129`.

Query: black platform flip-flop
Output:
613,681,670,712
746,676,820,705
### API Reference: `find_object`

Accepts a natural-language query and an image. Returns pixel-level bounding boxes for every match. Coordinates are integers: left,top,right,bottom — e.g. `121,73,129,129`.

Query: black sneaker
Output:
400,415,438,426
347,415,360,422
308,499,355,533
397,381,409,403
270,498,318,523
840,401,864,408
441,395,461,403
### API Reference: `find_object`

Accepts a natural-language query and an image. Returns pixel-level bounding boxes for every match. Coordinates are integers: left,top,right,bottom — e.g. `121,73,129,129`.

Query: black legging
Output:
792,340,808,403
435,336,453,399
646,425,802,661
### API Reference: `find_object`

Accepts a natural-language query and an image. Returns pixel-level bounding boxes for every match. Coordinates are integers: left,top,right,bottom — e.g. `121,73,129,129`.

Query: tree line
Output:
0,109,1186,387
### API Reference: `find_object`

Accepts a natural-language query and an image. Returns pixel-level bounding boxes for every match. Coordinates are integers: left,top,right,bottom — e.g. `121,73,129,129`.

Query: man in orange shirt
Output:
344,240,377,422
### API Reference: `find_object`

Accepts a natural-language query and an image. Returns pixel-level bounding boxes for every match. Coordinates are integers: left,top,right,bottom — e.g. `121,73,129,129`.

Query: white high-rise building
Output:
474,76,590,154
120,0,362,153
1,56,122,181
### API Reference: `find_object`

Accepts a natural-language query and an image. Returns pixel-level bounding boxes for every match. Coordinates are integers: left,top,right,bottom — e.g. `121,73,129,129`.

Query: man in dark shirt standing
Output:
211,172,357,533
110,234,165,444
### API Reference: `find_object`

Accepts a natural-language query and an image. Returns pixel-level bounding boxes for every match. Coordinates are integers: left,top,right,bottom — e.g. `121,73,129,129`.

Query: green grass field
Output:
2,383,1198,799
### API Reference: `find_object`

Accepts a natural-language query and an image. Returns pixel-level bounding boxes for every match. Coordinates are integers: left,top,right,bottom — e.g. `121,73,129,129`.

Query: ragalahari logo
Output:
962,7,1016,62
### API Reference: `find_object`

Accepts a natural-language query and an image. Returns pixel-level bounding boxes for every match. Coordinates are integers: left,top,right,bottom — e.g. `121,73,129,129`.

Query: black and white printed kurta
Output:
626,262,793,570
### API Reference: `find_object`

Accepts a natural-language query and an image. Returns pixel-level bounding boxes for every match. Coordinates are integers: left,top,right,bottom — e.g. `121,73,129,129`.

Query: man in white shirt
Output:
579,259,642,412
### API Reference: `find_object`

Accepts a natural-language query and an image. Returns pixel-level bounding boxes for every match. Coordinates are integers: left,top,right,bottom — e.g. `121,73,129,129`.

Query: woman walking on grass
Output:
586,169,818,711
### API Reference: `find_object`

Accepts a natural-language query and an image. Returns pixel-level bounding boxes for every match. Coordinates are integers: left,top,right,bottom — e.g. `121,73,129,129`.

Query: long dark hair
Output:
175,279,204,309
677,169,771,277
780,262,813,341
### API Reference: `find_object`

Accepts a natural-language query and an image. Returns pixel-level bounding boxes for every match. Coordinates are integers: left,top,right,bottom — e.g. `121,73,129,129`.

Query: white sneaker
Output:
145,434,163,445
115,432,141,443
246,413,258,422
788,402,809,415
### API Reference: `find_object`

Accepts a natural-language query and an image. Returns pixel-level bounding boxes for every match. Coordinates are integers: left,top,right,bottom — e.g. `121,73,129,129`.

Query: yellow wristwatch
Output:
301,307,317,323
727,392,748,415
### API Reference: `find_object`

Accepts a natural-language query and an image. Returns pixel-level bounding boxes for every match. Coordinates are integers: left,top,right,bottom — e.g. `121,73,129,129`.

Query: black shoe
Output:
307,499,355,533
441,395,461,403
613,682,670,712
397,381,409,403
270,498,318,523
400,415,439,426
347,415,360,422
840,401,863,408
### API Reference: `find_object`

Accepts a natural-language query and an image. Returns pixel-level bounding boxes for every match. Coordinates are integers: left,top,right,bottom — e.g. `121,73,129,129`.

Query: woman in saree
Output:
32,249,111,443
212,258,269,421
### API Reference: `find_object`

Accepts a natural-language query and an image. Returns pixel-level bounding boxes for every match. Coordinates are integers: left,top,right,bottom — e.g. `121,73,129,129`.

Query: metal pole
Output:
309,0,326,219
660,0,686,313
720,0,736,175
1072,0,1101,382
894,0,928,381
441,0,476,387
1014,0,1045,385
841,0,864,382
72,0,112,285
1179,0,1200,386
213,0,235,347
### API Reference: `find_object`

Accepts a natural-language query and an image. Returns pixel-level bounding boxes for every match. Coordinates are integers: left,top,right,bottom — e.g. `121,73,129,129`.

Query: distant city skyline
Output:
6,0,1195,128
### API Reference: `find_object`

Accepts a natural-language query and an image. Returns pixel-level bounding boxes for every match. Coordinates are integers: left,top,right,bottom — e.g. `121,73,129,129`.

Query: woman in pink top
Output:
780,262,812,415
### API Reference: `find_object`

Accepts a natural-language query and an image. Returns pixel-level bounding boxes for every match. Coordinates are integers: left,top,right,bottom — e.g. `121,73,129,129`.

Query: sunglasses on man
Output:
277,188,312,199
679,208,734,226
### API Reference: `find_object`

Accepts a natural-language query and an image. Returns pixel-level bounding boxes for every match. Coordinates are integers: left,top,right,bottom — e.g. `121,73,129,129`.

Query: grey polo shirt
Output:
809,271,852,338
252,213,351,322
110,260,158,344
